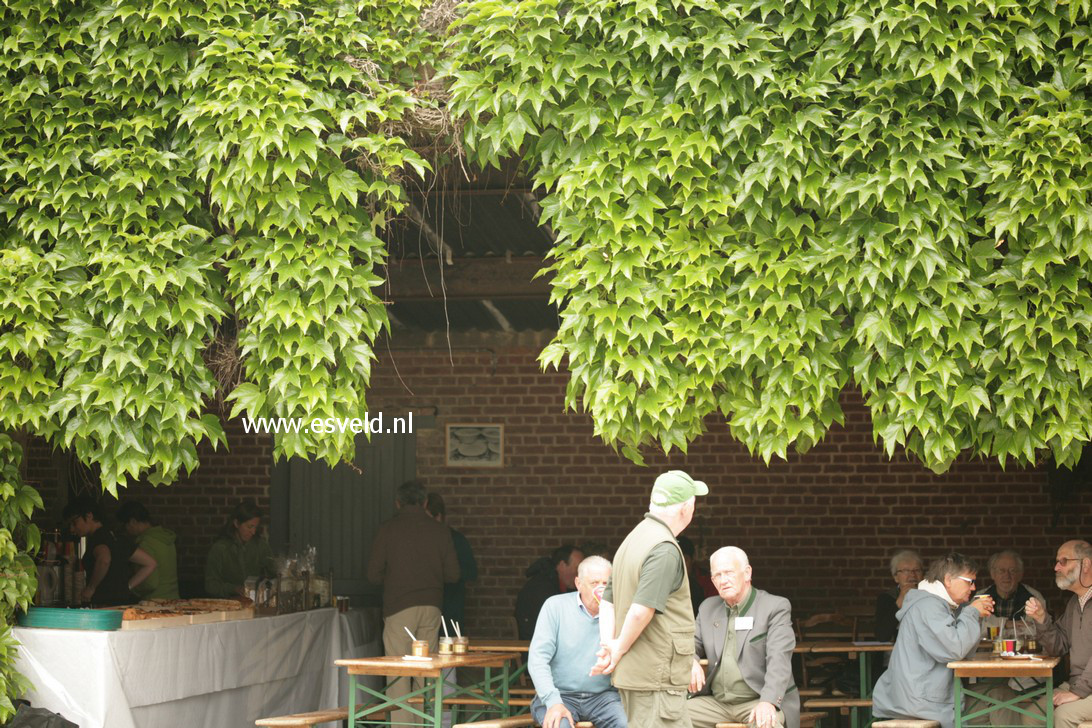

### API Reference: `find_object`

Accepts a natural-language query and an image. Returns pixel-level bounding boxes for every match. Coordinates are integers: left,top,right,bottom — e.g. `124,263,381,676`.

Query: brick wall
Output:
21,338,1089,637
365,342,1085,637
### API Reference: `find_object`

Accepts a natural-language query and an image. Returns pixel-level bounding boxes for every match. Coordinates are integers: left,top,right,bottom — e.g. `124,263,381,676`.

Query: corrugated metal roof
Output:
384,190,554,261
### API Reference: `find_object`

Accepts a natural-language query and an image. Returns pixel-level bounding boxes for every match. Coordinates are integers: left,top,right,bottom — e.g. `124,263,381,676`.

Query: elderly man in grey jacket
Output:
688,546,800,728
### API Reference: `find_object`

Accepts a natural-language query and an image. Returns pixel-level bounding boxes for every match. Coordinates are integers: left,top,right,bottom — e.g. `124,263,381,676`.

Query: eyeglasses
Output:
955,576,976,585
1055,558,1081,567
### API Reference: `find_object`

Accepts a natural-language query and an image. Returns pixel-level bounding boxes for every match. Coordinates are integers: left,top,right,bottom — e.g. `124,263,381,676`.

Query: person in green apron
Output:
117,501,179,600
205,500,274,598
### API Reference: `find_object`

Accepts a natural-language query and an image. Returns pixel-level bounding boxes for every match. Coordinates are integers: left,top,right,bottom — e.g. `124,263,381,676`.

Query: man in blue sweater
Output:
529,555,627,728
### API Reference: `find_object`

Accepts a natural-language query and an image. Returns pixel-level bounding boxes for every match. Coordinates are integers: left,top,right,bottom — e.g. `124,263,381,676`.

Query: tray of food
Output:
118,598,254,629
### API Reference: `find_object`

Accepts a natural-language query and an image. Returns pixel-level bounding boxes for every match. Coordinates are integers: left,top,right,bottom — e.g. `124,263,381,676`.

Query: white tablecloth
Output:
15,607,380,728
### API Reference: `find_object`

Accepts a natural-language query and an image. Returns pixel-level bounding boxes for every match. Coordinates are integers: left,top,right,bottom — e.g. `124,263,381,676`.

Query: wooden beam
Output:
383,256,552,300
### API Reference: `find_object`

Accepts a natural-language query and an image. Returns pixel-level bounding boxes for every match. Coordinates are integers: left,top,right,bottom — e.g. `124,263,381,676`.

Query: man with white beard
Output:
1023,540,1092,728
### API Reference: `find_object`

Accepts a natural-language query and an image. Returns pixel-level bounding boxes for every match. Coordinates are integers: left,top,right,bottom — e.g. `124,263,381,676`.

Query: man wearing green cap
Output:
591,470,708,727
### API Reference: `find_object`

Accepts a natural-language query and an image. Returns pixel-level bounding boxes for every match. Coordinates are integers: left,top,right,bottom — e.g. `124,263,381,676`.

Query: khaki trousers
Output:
620,687,691,728
1012,682,1092,728
687,695,786,728
382,605,442,726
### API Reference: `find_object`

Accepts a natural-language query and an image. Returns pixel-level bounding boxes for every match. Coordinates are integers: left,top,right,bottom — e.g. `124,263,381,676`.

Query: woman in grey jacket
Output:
872,553,995,728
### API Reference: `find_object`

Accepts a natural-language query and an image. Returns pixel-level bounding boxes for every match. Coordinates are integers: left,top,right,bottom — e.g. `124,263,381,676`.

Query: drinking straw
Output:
454,621,462,638
442,619,449,639
405,626,417,641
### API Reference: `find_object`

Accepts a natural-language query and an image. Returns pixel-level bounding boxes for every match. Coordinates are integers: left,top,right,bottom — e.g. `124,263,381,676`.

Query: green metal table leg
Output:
955,676,964,728
1045,676,1053,728
502,662,511,717
433,675,444,728
350,675,358,728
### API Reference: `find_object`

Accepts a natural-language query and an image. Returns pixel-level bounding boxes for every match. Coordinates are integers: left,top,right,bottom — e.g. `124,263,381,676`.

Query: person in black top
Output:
64,496,155,606
676,534,706,616
425,492,478,633
875,549,924,642
515,544,584,640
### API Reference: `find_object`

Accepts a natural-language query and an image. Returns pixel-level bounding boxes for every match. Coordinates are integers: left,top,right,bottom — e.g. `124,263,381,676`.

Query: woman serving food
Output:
205,500,274,598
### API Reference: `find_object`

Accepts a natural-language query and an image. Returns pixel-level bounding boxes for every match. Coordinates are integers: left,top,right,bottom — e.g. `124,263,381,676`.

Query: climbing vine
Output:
448,0,1092,472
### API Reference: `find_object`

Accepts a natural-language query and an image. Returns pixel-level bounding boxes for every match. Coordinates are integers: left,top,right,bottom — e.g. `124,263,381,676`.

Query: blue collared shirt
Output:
528,591,614,707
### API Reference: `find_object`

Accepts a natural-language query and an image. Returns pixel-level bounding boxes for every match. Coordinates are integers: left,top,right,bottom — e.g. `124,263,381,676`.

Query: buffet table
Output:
15,607,381,728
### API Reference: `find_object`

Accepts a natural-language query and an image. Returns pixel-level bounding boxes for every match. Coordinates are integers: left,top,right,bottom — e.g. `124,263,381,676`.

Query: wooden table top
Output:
796,641,895,653
947,655,1058,678
336,652,517,677
467,640,531,653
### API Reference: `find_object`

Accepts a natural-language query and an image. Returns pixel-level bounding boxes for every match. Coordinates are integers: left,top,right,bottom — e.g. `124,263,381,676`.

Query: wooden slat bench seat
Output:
451,716,594,728
255,704,389,727
408,696,534,708
803,698,873,713
453,715,537,728
800,711,825,728
871,721,940,728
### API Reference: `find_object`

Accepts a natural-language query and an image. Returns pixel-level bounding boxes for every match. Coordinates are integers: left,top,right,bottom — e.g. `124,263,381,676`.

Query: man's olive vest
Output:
611,514,695,690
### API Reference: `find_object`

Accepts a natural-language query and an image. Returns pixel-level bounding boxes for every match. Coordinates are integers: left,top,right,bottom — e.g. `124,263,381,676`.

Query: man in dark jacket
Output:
515,544,584,640
367,480,460,724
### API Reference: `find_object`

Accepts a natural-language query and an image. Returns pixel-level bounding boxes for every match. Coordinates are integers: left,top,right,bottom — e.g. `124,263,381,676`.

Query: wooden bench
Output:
803,698,872,728
871,721,940,728
454,716,537,728
451,718,593,728
255,704,389,727
800,711,825,728
408,697,533,708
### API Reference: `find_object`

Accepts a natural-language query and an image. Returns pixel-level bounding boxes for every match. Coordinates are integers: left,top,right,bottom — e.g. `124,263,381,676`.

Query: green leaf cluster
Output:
0,436,42,720
448,0,1092,471
1,0,436,487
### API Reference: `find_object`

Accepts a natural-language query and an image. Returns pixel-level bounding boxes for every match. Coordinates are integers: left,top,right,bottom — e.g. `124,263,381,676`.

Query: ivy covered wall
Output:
448,0,1092,473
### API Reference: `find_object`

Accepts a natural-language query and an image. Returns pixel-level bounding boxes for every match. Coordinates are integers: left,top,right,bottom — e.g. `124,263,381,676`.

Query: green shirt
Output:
603,541,685,612
205,536,274,598
133,525,179,601
713,593,760,704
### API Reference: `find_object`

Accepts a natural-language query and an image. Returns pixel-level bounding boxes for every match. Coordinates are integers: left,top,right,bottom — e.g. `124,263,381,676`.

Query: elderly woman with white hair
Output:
875,549,924,641
872,553,995,728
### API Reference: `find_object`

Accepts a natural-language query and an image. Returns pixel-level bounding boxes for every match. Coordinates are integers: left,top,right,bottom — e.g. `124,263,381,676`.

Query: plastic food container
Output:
17,606,123,631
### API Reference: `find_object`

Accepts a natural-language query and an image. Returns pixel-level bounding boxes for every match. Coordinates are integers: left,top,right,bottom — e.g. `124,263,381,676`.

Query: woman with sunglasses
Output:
872,553,995,728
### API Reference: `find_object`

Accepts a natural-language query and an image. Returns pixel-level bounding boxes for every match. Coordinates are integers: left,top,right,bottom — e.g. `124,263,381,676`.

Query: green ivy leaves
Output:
0,436,41,718
450,0,1092,471
1,0,434,485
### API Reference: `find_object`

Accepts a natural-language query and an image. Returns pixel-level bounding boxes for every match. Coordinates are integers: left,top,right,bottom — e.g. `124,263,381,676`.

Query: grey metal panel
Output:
272,432,416,606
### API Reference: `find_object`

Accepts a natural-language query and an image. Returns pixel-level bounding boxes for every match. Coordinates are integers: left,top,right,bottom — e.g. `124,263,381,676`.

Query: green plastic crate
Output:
17,606,123,631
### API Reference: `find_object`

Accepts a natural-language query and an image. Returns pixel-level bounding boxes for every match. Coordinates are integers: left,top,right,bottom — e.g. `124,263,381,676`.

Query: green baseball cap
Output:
650,470,708,506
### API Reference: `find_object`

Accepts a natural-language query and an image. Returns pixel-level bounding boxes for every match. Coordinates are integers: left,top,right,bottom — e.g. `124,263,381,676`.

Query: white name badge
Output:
734,616,754,631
